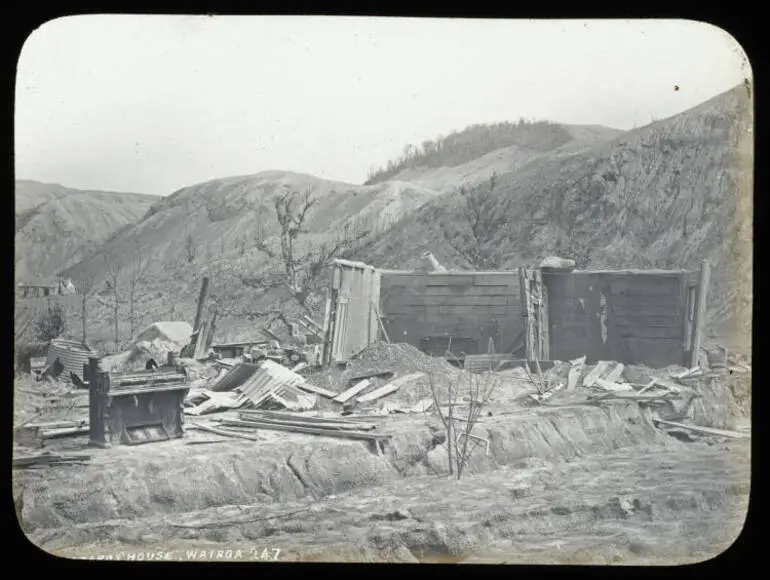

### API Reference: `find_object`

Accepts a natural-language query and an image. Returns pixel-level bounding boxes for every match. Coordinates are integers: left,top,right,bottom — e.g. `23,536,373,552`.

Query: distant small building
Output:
17,277,76,298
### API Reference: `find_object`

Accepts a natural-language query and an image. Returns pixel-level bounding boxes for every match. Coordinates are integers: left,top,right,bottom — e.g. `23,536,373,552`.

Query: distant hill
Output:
358,85,753,343
14,181,159,282
364,120,624,185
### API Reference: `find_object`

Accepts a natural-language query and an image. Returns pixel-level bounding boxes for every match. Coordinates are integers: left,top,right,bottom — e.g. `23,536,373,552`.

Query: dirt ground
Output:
12,353,752,565
25,439,749,565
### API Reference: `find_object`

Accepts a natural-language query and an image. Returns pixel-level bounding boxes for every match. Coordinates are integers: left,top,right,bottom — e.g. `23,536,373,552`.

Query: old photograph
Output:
13,16,752,564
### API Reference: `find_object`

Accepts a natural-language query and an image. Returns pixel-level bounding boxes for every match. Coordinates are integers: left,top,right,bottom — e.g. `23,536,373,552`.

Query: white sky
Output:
15,16,750,196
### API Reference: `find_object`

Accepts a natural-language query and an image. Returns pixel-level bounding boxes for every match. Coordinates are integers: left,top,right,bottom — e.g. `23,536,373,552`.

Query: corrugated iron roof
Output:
235,360,316,410
46,339,96,381
211,363,260,392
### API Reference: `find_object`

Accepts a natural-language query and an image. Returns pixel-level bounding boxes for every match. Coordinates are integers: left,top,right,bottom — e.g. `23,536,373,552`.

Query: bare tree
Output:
236,189,368,332
74,268,99,344
184,232,196,263
104,252,123,350
426,343,498,480
33,300,67,342
126,248,154,340
252,212,267,249
274,188,316,288
443,173,507,269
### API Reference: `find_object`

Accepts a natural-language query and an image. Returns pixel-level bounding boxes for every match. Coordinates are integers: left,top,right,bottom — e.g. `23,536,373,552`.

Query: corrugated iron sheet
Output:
235,360,316,410
210,363,260,392
46,339,95,381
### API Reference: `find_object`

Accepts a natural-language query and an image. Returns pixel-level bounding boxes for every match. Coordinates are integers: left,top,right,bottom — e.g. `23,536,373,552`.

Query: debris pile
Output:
184,360,322,415
520,348,751,441
346,342,456,375
13,451,91,469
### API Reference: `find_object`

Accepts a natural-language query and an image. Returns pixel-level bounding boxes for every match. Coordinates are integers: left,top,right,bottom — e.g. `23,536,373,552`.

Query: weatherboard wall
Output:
328,260,382,363
542,270,699,367
378,271,524,356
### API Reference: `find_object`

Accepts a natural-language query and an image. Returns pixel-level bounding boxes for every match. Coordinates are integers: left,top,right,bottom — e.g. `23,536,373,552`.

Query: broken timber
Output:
333,379,372,404
689,260,710,369
653,419,749,439
582,361,612,388
219,418,389,441
355,372,425,403
187,423,262,441
240,410,375,428
226,416,377,431
567,356,586,391
295,382,337,399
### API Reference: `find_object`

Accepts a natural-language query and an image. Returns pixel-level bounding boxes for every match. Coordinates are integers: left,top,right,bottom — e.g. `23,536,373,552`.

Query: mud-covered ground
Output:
13,355,751,565
29,438,749,565
15,405,750,565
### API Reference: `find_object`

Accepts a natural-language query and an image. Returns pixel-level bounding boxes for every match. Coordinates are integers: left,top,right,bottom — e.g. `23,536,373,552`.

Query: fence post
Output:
689,260,711,368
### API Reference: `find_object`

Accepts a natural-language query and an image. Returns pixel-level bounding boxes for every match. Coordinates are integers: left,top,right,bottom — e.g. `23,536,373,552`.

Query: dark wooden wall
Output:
379,272,523,356
543,270,697,367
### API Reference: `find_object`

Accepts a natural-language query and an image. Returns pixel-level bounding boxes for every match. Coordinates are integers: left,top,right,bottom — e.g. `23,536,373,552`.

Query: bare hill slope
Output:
14,181,159,281
360,84,753,342
60,119,625,348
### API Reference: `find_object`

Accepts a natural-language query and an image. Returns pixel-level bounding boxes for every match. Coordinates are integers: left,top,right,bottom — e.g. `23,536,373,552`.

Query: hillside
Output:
359,84,753,343
14,181,159,281
60,171,444,348
364,120,624,185
58,120,626,349
55,87,752,351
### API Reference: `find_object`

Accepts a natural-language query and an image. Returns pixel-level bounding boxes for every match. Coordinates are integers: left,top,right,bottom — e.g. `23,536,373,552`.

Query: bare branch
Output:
443,174,505,270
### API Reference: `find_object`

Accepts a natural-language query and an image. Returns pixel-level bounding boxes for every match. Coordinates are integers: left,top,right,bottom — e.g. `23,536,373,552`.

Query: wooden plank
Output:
566,356,586,391
690,260,710,368
187,423,261,441
218,418,389,441
604,363,625,383
594,378,633,392
192,277,210,334
229,416,377,431
616,326,684,339
381,304,513,316
333,379,373,404
302,315,325,333
653,419,749,439
332,258,377,271
370,301,390,343
472,274,519,286
389,296,509,307
519,267,529,360
567,367,582,391
422,275,475,285
583,361,612,387
355,383,400,403
607,295,686,307
611,304,681,316
241,410,375,427
193,315,210,360
534,268,549,361
611,307,684,326
295,382,337,399
419,286,514,296
356,372,426,403
607,276,681,295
